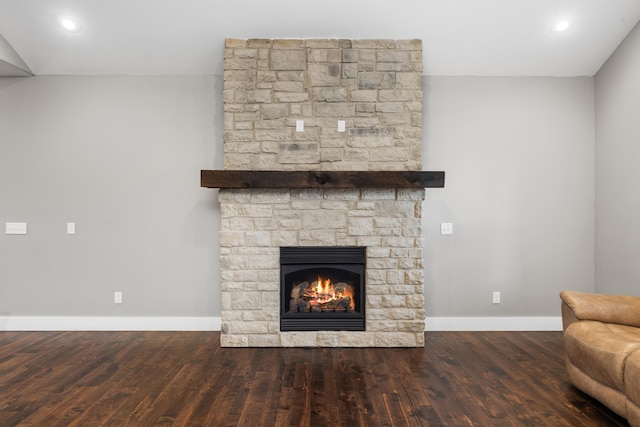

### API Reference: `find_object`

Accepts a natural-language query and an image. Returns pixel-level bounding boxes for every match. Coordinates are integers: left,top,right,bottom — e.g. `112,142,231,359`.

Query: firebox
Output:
280,246,366,332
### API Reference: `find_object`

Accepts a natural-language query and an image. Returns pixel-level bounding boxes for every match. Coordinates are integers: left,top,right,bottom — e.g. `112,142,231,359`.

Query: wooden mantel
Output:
201,170,444,189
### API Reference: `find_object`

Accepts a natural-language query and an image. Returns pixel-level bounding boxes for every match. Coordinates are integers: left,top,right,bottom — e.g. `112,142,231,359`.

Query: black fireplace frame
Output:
280,246,366,332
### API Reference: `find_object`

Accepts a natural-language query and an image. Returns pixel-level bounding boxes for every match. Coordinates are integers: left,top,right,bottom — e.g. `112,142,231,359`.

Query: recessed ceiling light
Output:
61,19,76,30
555,20,570,32
58,16,81,32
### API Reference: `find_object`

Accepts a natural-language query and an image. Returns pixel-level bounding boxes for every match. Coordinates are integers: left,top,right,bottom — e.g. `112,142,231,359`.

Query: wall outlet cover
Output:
6,222,27,235
440,222,453,235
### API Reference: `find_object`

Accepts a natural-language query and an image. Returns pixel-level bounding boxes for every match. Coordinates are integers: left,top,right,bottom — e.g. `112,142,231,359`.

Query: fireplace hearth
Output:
280,247,365,331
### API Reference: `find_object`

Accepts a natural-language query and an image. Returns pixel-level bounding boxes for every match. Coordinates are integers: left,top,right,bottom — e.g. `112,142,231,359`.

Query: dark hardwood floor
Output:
0,331,628,426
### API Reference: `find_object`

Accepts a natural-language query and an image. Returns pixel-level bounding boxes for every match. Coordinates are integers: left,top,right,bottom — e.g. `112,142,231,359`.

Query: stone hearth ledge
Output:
220,331,424,348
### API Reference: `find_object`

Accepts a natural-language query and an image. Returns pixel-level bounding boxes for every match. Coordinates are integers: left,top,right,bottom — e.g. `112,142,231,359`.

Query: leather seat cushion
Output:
565,320,640,391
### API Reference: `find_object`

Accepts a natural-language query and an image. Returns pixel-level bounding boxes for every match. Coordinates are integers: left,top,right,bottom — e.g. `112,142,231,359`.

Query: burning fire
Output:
292,276,356,312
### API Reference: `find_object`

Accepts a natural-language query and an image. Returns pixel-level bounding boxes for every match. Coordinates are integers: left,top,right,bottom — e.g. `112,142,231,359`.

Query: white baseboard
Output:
0,316,562,332
0,316,222,331
425,316,562,331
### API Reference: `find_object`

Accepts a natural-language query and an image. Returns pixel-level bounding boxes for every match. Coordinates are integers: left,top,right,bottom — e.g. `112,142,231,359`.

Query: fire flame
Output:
302,276,355,311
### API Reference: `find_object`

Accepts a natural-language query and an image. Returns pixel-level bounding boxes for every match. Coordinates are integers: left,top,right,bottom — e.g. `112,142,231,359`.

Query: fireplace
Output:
280,246,365,331
204,38,445,347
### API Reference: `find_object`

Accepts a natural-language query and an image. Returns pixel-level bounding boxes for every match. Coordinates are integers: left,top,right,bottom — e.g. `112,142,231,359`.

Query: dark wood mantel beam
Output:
201,170,445,189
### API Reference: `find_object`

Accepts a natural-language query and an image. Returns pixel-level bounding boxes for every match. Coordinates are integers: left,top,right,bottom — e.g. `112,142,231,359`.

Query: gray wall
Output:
595,22,640,295
0,74,596,321
423,77,595,317
0,76,222,317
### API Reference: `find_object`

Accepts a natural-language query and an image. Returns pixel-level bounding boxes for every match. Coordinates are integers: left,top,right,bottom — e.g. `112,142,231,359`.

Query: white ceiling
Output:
0,0,639,77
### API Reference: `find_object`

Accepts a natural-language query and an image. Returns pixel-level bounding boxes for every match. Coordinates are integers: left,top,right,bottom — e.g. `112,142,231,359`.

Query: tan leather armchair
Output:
561,290,640,426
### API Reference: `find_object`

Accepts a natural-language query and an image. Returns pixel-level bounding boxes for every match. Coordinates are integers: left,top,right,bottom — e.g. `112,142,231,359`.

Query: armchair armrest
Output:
560,290,640,330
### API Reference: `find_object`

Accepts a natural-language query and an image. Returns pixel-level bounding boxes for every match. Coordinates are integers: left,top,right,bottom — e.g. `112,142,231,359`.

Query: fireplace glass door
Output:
280,247,365,331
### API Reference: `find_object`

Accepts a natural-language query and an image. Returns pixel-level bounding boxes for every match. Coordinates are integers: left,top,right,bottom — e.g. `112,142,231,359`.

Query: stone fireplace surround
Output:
204,38,444,347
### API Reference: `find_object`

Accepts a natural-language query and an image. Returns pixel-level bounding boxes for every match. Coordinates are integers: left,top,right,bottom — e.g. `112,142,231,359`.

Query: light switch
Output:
6,222,27,235
67,222,76,235
296,120,304,132
338,120,346,132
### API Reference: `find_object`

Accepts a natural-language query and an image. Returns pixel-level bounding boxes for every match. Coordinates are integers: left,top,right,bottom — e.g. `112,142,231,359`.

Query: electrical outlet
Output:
440,222,453,235
114,292,123,304
6,222,27,235
493,292,501,304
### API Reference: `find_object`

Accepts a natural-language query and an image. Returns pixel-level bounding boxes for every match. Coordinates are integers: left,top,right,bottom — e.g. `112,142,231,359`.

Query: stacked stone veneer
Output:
220,39,425,347
223,38,422,171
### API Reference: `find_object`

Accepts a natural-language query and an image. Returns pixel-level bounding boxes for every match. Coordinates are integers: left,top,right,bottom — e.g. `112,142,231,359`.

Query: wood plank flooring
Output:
0,331,628,426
